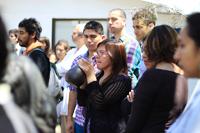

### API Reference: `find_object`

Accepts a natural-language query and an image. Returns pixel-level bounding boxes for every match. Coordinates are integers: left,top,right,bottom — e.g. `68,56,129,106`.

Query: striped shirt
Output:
112,34,142,88
69,51,97,126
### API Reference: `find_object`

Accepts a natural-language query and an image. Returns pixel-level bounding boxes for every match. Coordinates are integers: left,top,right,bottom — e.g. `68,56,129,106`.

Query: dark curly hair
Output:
18,18,42,40
0,15,8,80
144,25,178,65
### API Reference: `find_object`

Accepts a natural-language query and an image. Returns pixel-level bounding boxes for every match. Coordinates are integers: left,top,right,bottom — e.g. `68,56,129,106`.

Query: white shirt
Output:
167,79,200,133
56,45,87,88
15,43,23,56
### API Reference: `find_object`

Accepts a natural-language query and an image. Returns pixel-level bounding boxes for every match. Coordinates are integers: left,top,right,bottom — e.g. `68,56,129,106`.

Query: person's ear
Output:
148,23,155,30
101,35,107,40
122,18,126,27
31,31,36,39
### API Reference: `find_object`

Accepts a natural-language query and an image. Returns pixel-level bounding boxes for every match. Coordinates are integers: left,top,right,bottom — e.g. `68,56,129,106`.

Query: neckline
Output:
152,68,178,75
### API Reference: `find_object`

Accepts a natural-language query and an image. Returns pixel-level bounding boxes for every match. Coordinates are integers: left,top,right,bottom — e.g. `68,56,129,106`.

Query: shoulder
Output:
124,34,139,45
29,48,46,57
143,68,178,77
74,52,88,62
123,34,140,52
139,69,178,86
64,48,77,59
71,52,88,67
67,48,77,55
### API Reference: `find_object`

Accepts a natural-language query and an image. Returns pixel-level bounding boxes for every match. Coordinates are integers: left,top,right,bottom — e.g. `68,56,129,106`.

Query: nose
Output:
108,19,112,25
174,48,181,62
86,37,92,43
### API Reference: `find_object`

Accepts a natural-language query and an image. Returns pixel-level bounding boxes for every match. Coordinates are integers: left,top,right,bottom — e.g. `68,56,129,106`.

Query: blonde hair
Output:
132,8,157,25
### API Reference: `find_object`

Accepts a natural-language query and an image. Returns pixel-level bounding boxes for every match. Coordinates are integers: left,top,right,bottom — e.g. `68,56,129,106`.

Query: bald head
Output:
75,23,85,34
109,8,126,20
72,23,86,47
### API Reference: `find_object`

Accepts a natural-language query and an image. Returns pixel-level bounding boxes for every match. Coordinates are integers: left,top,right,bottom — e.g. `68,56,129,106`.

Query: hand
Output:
66,116,74,133
78,59,96,84
127,90,135,103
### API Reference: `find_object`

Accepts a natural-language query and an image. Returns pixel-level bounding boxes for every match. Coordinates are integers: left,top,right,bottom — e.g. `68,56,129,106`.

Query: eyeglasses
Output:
97,50,108,57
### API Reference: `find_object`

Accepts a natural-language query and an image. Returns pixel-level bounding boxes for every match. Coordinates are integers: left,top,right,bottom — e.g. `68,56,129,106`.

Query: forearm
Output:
67,90,77,118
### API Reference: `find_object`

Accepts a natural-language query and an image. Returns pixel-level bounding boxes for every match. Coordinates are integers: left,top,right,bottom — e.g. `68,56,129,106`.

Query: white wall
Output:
0,0,184,44
0,0,145,41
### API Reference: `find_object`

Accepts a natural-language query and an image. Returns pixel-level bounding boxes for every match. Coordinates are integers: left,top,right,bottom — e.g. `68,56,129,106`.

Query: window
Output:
52,18,108,48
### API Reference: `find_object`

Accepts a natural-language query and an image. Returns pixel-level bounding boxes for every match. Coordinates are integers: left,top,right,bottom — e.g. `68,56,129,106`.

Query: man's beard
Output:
19,42,26,47
19,41,26,47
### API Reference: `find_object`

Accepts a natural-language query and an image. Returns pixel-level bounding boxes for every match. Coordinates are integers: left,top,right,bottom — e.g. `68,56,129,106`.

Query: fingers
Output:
78,59,94,74
127,90,135,103
78,59,90,66
78,59,91,71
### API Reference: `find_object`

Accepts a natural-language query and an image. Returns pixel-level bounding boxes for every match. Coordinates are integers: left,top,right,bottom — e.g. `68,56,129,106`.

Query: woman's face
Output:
175,27,200,77
9,33,18,44
56,44,67,61
142,43,154,69
96,45,112,71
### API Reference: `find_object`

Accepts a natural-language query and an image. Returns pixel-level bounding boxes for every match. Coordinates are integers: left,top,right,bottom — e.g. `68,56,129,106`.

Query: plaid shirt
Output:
112,33,142,88
69,51,97,126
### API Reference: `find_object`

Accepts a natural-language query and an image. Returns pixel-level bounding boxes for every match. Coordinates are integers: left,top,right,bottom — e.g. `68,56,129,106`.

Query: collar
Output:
24,41,43,55
111,33,128,43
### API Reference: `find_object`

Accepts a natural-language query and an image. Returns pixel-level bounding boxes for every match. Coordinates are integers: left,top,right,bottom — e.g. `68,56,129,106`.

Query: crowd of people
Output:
1,7,200,133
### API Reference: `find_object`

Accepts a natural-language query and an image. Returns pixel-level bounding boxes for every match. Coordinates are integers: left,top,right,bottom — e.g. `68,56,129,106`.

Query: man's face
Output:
72,26,81,43
108,11,125,34
83,29,104,52
133,19,151,41
18,27,31,47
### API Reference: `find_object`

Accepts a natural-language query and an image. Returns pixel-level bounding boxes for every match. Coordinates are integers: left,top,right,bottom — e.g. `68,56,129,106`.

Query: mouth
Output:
108,26,115,29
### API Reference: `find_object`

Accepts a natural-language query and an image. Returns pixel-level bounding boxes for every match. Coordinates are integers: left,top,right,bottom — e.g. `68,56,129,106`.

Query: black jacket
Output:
28,48,50,86
78,74,131,133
